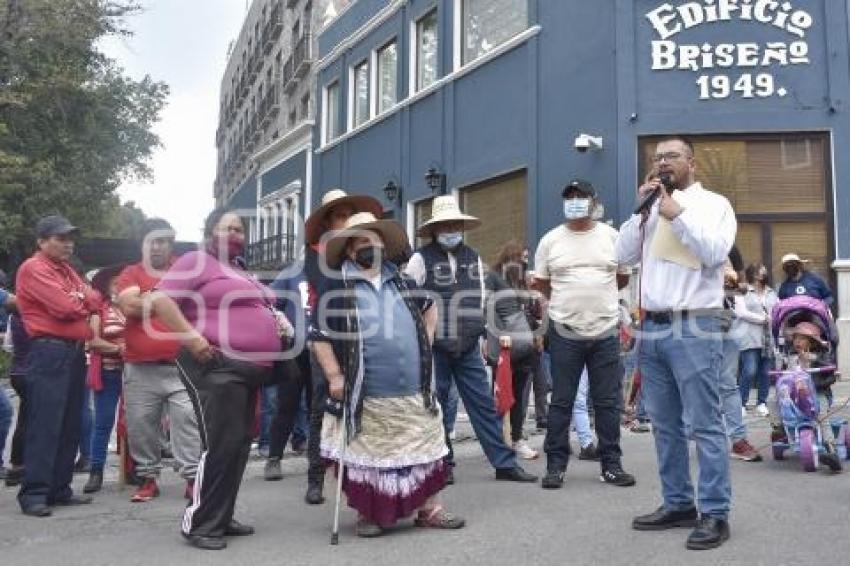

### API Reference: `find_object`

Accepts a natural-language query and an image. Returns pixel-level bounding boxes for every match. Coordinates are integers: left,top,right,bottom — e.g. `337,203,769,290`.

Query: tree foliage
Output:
0,0,167,262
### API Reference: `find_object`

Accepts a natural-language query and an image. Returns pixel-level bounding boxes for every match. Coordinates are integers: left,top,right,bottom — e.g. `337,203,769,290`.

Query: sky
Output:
100,0,249,241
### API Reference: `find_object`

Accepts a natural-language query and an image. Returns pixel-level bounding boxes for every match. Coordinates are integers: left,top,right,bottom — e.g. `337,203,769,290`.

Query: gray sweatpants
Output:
124,363,200,480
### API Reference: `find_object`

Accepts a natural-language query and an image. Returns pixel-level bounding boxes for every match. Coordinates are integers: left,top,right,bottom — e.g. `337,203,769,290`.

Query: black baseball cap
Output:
562,179,597,199
36,215,79,239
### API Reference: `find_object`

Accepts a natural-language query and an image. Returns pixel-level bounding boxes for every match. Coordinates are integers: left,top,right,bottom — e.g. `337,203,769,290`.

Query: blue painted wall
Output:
314,0,850,256
261,150,307,198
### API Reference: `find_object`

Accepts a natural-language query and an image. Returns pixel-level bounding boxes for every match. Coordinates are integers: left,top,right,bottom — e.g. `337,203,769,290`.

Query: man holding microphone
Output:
617,137,736,550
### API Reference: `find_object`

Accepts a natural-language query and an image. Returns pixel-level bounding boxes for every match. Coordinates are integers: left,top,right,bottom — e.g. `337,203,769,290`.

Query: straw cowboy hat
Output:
789,321,828,347
324,212,410,269
781,253,810,265
305,189,383,245
416,195,482,237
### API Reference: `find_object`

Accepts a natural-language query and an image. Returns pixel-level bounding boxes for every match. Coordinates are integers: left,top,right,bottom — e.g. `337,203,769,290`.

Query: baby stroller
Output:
770,296,848,471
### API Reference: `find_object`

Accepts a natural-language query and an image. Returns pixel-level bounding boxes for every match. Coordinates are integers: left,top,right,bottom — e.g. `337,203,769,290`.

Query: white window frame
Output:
412,8,439,94
322,79,341,145
374,38,398,116
453,0,529,70
348,58,371,131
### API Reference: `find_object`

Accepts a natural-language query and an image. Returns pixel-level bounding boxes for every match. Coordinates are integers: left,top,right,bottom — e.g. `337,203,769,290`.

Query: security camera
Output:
574,133,603,153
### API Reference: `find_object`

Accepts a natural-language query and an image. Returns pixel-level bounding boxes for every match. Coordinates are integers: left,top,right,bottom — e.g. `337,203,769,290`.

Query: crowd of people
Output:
0,135,843,552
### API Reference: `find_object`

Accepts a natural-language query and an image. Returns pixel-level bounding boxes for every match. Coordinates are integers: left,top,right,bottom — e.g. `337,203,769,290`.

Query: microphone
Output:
634,173,672,216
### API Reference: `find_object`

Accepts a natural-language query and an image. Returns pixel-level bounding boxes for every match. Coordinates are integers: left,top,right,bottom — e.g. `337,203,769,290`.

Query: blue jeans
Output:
544,326,623,471
0,384,13,467
78,389,93,460
573,369,594,448
434,345,516,470
18,339,86,509
259,384,278,450
89,368,122,472
739,348,770,406
640,315,731,520
721,334,746,442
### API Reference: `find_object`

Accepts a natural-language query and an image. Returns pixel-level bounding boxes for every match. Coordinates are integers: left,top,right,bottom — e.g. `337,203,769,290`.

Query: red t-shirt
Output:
116,262,180,363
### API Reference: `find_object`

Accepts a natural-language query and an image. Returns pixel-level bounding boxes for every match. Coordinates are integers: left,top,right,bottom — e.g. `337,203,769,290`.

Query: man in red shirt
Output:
116,219,200,503
15,215,97,517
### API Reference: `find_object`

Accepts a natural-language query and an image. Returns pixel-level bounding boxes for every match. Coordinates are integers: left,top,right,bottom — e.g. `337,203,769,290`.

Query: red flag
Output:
494,347,515,415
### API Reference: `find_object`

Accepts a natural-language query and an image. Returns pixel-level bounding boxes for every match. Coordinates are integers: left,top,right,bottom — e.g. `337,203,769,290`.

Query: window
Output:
460,172,527,266
460,0,528,65
289,109,297,127
416,10,438,91
324,80,341,142
413,198,435,249
352,60,370,127
638,133,833,285
301,93,310,119
377,41,397,114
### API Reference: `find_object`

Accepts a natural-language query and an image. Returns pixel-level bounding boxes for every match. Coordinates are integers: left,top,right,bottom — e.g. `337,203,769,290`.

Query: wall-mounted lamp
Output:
383,180,402,204
425,166,447,195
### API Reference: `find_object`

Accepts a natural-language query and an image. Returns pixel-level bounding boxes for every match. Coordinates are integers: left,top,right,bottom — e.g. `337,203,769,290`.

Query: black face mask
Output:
784,266,800,278
354,246,381,269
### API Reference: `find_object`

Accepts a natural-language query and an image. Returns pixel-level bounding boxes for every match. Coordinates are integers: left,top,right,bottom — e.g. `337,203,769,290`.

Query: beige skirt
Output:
320,395,448,468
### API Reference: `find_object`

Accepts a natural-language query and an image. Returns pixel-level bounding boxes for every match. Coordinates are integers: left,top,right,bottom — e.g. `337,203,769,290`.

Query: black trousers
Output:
306,351,327,485
531,351,550,424
178,359,267,538
18,339,85,510
9,373,27,467
543,323,624,472
268,351,312,459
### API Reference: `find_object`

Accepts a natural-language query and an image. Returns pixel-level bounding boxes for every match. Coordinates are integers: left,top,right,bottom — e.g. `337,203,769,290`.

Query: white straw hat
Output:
416,195,481,237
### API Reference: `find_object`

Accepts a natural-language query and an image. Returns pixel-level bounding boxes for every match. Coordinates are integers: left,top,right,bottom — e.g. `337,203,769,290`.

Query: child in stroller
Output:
771,309,844,472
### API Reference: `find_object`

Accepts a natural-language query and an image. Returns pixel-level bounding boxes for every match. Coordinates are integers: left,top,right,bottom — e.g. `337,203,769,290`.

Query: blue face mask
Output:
563,198,591,220
437,232,463,250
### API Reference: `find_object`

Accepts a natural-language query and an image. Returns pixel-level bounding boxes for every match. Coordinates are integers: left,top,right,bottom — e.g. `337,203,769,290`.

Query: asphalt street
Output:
1,383,849,566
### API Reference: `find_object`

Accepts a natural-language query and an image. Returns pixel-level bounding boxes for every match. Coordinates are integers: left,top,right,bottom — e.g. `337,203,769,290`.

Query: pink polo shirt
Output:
156,251,281,366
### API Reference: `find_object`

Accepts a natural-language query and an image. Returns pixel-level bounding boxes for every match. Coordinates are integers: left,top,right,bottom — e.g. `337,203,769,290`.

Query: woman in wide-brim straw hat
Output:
313,211,465,537
305,189,383,245
292,188,383,505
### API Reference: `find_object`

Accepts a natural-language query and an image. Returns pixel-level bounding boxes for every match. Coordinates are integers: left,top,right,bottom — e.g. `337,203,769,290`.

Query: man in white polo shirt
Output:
534,179,635,491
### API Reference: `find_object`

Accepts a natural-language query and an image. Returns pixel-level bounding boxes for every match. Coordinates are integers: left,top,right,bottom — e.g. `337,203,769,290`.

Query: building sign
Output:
646,1,814,101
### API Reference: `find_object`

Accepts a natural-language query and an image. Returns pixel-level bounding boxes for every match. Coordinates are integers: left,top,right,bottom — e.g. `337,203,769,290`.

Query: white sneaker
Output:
756,403,770,417
512,440,539,460
741,407,747,419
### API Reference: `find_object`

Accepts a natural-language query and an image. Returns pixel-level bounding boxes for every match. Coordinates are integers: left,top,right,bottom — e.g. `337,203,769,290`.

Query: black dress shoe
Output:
686,517,730,550
4,467,24,487
304,482,325,505
73,457,90,474
495,466,538,483
632,505,698,531
53,494,93,506
182,532,227,550
22,504,52,518
224,519,255,536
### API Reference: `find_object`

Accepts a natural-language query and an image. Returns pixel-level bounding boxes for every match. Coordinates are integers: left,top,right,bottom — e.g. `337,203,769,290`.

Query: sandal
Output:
414,506,466,529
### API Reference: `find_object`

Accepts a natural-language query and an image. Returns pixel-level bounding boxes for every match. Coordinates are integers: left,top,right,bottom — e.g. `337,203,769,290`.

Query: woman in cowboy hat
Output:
405,195,538,485
263,189,384,505
312,211,465,537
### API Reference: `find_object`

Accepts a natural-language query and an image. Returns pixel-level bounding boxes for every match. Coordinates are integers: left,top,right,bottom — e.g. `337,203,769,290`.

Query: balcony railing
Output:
262,2,284,53
259,86,280,127
293,33,313,79
246,233,296,270
282,56,296,94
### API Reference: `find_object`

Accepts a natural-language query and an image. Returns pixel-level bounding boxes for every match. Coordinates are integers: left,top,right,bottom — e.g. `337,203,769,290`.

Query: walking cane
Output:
330,398,347,545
